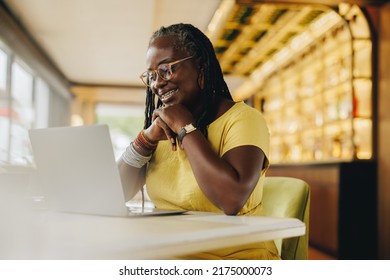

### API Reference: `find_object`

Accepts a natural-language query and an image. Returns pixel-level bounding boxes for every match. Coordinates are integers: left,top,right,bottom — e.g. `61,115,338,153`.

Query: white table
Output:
1,210,305,259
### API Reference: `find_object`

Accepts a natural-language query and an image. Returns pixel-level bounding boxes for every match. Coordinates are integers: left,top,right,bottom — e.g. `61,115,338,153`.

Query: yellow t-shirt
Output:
146,101,280,259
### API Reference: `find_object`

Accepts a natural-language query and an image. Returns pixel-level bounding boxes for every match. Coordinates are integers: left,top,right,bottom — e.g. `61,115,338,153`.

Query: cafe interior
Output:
0,0,389,260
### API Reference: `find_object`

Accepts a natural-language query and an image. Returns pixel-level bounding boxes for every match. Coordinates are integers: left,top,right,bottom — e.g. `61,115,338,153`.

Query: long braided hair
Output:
143,23,233,137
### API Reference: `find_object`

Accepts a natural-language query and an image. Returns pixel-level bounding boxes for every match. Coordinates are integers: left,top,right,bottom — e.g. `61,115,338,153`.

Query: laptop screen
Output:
29,124,128,217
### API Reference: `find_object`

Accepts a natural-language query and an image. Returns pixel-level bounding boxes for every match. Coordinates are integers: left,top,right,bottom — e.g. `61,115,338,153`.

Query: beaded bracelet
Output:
140,130,157,148
133,130,157,155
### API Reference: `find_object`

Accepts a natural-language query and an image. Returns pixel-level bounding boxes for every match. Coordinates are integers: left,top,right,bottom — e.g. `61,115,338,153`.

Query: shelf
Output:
252,5,372,164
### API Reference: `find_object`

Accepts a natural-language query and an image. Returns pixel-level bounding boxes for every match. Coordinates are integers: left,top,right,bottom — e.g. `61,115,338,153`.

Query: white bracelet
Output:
121,142,152,168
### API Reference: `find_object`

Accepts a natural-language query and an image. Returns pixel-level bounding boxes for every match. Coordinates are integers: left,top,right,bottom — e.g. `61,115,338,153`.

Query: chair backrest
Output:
262,176,310,260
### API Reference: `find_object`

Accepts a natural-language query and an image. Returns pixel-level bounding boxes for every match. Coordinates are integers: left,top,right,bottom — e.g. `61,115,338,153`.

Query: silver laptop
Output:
28,124,186,217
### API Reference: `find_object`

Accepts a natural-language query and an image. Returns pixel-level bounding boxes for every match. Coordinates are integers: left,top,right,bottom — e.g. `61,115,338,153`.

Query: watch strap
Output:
177,124,197,144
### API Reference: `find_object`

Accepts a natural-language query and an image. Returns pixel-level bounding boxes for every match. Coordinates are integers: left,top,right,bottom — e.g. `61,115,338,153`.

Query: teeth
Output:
161,89,176,101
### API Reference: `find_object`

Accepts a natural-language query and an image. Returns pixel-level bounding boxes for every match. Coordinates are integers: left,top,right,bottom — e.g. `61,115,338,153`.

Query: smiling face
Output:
146,35,203,112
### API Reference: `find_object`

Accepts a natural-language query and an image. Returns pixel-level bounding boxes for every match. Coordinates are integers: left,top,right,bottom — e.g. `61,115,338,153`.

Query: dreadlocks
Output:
143,23,233,137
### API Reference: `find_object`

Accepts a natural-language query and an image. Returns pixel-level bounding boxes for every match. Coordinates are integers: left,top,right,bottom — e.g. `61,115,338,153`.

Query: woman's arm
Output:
152,103,267,215
117,158,145,201
117,113,177,201
181,131,265,215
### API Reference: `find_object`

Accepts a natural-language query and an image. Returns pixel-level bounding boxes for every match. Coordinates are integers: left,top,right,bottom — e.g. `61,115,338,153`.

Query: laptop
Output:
28,124,186,217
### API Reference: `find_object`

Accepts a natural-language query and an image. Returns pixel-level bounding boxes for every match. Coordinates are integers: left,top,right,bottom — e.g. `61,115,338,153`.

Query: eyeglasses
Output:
139,56,193,87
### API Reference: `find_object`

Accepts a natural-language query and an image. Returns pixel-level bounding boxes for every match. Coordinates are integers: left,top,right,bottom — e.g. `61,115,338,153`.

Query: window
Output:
95,103,144,159
10,61,34,164
0,48,7,91
0,48,9,163
34,78,49,129
0,43,52,165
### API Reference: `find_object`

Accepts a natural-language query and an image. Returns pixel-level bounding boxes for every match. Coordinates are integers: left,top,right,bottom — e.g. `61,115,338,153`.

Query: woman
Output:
117,23,280,260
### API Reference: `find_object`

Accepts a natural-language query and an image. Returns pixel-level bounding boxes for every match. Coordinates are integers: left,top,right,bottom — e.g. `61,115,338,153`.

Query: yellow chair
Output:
262,176,310,260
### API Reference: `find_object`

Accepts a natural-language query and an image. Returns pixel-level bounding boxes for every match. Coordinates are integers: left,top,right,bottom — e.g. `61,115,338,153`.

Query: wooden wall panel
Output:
378,3,390,260
267,162,377,259
267,165,339,256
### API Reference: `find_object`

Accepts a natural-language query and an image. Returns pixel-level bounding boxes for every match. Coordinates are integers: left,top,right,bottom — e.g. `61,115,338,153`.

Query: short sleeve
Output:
208,102,270,167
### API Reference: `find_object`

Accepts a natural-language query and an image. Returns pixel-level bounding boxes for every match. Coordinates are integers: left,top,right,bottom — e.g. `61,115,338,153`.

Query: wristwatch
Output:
177,123,197,144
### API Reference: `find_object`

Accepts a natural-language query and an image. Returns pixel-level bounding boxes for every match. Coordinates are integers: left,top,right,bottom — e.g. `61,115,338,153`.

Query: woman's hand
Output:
143,104,193,151
153,104,195,134
152,104,196,150
141,116,175,150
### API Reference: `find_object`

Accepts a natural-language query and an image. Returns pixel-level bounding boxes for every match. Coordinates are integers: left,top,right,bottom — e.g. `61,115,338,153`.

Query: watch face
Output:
185,124,195,131
184,124,196,132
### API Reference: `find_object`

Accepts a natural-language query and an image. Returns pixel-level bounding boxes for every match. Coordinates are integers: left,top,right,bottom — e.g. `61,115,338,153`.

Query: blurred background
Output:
0,0,389,260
